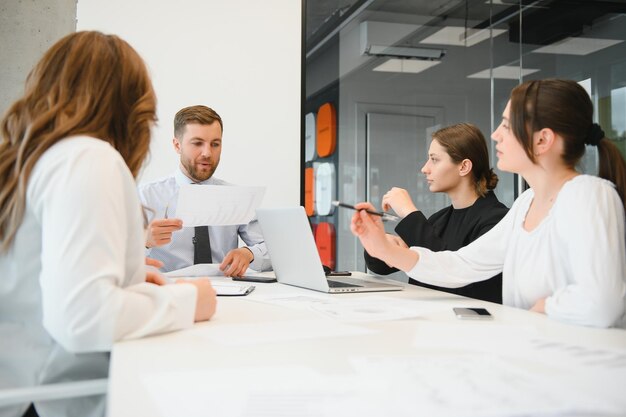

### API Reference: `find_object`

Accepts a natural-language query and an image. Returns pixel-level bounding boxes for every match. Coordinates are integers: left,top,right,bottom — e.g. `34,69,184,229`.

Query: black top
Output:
364,191,508,303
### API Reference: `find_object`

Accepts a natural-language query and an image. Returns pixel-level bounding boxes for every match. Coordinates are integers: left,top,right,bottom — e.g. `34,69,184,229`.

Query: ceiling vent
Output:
360,21,446,60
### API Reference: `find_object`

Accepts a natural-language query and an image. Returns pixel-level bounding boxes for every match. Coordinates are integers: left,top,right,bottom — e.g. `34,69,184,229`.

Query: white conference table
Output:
107,273,626,417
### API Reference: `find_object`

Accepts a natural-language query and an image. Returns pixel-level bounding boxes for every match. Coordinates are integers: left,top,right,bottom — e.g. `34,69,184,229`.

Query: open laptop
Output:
256,207,404,293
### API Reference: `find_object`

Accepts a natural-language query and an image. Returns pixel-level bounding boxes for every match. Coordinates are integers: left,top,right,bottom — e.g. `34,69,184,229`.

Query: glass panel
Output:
366,112,441,220
519,1,626,172
304,0,626,272
366,112,443,282
609,61,626,159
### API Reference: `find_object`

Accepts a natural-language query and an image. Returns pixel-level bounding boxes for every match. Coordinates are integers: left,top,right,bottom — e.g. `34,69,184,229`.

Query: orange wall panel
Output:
315,222,336,270
316,102,336,157
304,167,315,216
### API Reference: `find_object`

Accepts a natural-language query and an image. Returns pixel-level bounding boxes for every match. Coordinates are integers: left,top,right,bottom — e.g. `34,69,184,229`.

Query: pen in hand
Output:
331,201,400,222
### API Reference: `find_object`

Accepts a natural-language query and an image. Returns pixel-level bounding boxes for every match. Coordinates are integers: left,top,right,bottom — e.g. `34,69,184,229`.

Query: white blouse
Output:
407,175,626,328
0,137,197,417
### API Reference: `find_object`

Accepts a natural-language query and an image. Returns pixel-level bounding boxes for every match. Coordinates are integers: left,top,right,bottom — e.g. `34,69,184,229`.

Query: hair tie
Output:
586,123,604,146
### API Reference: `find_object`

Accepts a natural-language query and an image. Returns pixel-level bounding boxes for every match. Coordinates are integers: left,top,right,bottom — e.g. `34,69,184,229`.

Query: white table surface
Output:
107,273,626,417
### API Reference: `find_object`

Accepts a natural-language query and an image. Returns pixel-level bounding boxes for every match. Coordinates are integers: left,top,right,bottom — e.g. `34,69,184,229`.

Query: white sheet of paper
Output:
309,296,448,322
164,263,255,278
212,283,254,296
250,294,335,310
252,294,447,321
175,184,265,226
521,337,626,371
413,322,539,352
188,319,375,347
140,353,615,417
516,338,626,411
141,366,332,417
412,323,626,413
346,354,611,416
164,263,223,277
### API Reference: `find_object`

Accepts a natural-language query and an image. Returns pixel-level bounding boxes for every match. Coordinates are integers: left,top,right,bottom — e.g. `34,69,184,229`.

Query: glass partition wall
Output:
304,0,626,280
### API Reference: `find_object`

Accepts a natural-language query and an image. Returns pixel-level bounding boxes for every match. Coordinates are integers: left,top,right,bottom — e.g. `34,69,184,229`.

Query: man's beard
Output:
182,157,217,182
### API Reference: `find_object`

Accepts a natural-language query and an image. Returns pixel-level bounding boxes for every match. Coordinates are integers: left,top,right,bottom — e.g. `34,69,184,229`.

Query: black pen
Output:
331,201,400,222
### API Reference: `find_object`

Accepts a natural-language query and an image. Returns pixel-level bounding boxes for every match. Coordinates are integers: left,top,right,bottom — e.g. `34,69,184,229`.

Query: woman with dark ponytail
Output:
353,79,625,328
365,123,508,303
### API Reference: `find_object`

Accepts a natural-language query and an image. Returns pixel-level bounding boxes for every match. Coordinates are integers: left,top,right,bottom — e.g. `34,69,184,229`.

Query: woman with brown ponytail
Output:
353,79,626,328
364,123,508,303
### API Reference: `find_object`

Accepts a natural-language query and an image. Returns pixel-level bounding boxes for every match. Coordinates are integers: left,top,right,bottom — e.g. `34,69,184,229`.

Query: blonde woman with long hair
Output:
0,31,216,417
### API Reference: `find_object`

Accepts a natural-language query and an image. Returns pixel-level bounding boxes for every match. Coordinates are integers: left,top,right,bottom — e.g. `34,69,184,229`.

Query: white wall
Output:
76,0,301,207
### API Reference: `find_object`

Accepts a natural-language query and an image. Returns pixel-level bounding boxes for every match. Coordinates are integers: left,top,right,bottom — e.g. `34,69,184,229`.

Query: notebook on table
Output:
256,207,404,293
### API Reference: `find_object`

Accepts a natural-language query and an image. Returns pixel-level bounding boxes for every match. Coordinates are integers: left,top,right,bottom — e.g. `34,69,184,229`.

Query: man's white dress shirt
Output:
138,168,271,272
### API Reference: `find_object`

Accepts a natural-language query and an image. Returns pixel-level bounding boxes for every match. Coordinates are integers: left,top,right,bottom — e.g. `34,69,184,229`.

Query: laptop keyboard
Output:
327,279,362,288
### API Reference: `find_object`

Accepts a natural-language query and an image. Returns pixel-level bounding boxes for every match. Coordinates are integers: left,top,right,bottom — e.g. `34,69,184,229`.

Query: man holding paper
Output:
139,105,271,276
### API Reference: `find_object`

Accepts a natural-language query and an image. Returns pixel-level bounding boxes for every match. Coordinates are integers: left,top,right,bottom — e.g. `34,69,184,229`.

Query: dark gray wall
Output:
0,0,76,118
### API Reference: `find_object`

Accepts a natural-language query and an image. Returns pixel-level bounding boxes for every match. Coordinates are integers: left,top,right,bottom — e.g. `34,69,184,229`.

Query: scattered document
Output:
250,294,335,310
175,184,265,226
523,337,626,371
212,283,255,296
309,296,447,322
164,263,223,278
412,323,626,413
346,354,612,416
164,263,256,278
412,322,539,352
140,353,617,417
141,366,342,417
510,337,626,410
188,319,375,347
253,294,447,322
414,322,626,373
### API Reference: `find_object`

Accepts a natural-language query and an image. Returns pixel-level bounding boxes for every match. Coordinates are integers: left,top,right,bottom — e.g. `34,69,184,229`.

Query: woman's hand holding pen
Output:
350,202,420,272
145,218,183,248
382,187,418,219
350,202,390,259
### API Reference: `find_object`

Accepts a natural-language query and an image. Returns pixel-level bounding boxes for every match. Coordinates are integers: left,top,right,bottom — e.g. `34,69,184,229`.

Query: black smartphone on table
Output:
453,307,493,320
322,265,352,276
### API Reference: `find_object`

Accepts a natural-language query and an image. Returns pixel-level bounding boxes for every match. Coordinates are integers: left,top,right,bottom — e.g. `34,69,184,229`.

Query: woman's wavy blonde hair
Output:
0,31,157,251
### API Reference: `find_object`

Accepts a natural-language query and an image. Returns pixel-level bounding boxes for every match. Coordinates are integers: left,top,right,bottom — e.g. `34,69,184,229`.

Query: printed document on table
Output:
140,355,610,417
189,319,375,347
309,296,447,322
175,184,265,226
164,263,255,278
212,283,255,296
